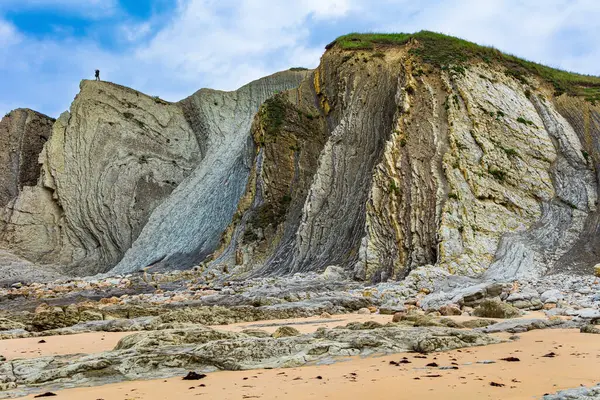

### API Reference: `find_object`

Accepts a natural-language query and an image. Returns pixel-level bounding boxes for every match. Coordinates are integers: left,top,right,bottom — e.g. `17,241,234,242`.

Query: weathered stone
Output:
240,329,271,338
392,312,406,323
31,306,80,331
439,305,462,316
472,299,522,319
541,289,564,304
272,326,301,338
0,324,503,398
0,109,54,208
0,318,25,331
580,325,600,334
461,319,497,329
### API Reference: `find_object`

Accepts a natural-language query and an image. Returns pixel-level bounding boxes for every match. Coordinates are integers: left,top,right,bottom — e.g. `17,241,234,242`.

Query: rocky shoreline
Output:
0,268,598,398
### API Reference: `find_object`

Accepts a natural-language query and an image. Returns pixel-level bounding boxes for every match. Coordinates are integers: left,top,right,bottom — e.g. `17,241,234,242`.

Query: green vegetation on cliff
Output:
328,31,600,103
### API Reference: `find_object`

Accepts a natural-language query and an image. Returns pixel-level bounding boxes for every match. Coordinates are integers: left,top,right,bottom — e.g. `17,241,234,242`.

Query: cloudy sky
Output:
0,0,598,118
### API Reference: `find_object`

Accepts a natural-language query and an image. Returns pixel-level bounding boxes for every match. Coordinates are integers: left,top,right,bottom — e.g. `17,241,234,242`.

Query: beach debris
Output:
183,372,207,380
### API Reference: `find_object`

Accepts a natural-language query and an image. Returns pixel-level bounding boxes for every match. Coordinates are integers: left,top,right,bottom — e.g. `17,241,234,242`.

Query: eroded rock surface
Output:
0,109,54,209
0,324,502,397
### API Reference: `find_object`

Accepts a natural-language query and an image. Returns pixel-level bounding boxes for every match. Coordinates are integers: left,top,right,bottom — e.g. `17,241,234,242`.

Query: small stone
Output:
182,372,207,381
367,306,377,313
357,308,371,315
543,303,557,310
595,264,600,278
320,312,332,319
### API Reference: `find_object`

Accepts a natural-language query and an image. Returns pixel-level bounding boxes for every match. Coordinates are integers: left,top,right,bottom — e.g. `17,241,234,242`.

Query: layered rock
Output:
0,33,598,283
0,324,502,397
113,70,311,273
0,72,310,276
0,109,54,208
1,81,202,273
214,41,599,282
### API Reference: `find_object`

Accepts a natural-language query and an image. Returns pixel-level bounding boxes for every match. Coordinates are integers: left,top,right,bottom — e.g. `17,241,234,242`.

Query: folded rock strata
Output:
0,33,598,283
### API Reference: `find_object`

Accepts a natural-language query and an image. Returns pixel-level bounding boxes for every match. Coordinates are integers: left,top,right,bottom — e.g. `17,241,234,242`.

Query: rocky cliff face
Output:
214,40,599,283
0,33,598,283
0,109,53,208
0,72,310,276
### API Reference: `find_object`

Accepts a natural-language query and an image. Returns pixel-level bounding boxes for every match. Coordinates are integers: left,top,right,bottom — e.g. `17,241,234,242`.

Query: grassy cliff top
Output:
327,31,600,103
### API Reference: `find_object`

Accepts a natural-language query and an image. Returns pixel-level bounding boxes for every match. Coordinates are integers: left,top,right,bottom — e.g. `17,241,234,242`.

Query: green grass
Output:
389,180,401,195
328,31,600,101
261,95,286,137
516,117,536,126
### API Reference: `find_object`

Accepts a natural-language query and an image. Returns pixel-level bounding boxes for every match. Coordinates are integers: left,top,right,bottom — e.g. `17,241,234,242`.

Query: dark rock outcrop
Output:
0,109,54,209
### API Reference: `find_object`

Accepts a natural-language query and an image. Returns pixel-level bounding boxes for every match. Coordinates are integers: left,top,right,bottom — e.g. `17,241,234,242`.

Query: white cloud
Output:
132,0,351,93
0,20,19,47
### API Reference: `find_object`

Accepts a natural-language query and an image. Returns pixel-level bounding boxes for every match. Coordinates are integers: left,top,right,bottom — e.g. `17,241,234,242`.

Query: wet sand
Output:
0,331,132,360
15,328,600,400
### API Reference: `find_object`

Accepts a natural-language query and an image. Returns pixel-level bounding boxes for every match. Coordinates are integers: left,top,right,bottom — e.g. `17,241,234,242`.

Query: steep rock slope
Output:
112,71,311,273
1,81,202,273
213,33,600,282
1,32,599,283
0,109,54,208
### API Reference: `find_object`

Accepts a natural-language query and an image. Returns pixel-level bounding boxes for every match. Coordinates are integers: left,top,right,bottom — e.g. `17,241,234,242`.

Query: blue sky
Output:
1,0,599,118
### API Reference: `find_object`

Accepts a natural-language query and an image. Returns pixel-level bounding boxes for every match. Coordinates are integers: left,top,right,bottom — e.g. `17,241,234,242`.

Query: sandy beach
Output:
3,313,596,400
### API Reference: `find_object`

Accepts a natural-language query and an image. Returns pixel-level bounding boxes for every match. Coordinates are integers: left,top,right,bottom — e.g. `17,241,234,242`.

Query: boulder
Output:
472,299,522,319
392,312,406,322
320,265,346,281
540,289,563,304
272,326,301,338
439,304,462,316
0,318,25,331
31,305,81,331
580,325,600,334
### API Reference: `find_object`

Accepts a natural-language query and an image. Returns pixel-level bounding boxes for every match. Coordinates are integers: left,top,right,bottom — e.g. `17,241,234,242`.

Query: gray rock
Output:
0,324,502,398
580,325,600,334
472,299,522,319
542,384,600,399
479,318,569,334
0,109,54,209
272,326,301,338
541,289,564,304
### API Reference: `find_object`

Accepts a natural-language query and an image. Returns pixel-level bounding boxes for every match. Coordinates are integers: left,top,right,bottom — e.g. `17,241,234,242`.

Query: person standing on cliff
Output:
95,69,100,81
